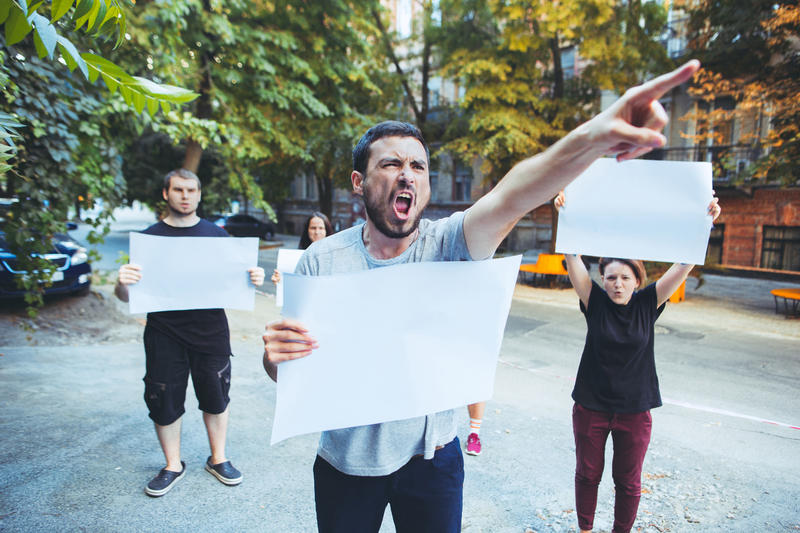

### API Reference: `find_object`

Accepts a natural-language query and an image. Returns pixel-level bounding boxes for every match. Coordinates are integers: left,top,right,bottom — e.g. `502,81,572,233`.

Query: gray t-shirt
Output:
295,211,473,476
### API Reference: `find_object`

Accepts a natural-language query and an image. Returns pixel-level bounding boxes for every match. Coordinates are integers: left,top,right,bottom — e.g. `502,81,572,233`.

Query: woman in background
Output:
271,211,333,284
555,191,720,533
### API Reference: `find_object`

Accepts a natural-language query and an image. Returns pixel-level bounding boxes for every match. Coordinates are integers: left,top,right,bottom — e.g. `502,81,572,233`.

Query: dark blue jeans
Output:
313,437,464,533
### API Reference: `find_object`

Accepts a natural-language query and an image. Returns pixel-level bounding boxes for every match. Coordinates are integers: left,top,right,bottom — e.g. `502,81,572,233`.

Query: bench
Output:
519,253,569,285
770,288,800,317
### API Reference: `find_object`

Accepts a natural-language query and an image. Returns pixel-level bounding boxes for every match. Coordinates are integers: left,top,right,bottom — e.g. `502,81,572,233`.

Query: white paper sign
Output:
275,248,305,307
128,233,258,313
270,255,522,444
555,158,714,264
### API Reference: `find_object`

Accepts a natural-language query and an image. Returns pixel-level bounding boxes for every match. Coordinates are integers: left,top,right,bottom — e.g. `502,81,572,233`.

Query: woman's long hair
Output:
299,211,333,250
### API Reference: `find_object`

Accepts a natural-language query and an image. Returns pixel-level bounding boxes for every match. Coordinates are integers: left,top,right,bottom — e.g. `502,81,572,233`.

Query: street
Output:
1,212,798,532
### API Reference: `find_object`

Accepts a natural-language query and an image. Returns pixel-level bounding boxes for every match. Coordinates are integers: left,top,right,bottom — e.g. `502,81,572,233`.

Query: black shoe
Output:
205,456,242,486
144,461,186,497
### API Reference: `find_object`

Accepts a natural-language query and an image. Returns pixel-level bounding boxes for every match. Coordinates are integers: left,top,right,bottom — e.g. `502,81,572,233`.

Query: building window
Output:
396,0,412,38
304,174,316,200
561,46,575,79
428,77,441,108
761,226,800,271
452,161,472,202
706,224,724,265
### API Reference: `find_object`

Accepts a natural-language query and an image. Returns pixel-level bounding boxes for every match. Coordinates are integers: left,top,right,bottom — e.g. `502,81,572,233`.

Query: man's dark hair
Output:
352,121,429,176
163,168,201,191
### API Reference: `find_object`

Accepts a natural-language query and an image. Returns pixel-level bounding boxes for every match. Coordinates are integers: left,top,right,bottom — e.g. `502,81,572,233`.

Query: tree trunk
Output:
182,2,215,173
316,169,333,219
420,35,431,132
548,31,564,252
183,140,203,173
549,33,564,100
371,8,423,125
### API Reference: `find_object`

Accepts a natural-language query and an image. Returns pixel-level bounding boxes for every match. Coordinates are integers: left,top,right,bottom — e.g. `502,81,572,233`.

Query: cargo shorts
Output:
143,326,232,426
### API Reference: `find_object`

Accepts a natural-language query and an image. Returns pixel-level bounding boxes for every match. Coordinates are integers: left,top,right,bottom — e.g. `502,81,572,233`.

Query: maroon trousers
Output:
572,403,652,533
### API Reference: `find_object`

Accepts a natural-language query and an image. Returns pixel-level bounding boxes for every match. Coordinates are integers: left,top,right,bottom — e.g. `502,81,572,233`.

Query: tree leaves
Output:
685,0,800,185
4,3,33,45
2,0,198,117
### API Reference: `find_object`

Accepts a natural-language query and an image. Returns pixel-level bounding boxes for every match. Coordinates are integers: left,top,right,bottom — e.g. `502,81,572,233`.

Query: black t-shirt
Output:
571,281,666,413
142,219,231,356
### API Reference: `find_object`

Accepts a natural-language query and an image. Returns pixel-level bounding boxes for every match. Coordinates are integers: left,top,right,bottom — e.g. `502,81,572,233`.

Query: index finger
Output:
636,60,700,101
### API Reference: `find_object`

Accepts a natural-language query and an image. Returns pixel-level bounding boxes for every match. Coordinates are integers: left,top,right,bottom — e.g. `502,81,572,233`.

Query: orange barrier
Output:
770,288,800,316
519,254,569,285
668,279,686,303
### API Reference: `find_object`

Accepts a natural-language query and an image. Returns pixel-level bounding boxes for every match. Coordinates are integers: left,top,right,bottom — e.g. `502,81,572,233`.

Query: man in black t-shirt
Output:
116,168,265,497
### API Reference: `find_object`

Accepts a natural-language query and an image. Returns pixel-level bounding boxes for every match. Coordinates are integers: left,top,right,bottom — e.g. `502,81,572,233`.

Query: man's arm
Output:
463,60,700,260
114,263,142,302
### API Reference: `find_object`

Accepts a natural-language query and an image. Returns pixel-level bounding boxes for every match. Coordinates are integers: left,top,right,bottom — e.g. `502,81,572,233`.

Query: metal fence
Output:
644,144,764,183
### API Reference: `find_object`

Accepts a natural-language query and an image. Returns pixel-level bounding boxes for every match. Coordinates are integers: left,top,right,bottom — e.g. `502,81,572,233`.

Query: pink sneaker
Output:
465,432,482,456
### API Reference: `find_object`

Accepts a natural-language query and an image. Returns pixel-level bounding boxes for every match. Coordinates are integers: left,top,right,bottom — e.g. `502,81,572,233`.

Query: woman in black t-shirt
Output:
555,192,721,533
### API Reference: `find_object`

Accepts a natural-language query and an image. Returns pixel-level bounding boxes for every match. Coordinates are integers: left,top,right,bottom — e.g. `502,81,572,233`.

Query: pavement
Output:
1,218,799,532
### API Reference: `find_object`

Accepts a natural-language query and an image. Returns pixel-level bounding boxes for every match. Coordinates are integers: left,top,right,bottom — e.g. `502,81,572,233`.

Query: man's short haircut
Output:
163,168,201,191
352,121,429,176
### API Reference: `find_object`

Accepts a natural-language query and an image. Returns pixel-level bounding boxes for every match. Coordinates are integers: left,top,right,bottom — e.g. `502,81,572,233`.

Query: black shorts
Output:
143,326,232,426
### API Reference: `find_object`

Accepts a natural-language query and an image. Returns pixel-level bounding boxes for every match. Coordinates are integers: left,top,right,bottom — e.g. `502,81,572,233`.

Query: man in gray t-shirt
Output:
263,61,701,533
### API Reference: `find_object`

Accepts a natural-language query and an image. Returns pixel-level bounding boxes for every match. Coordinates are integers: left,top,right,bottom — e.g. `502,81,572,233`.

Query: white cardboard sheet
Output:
128,233,259,314
555,158,714,264
275,248,305,307
270,254,522,444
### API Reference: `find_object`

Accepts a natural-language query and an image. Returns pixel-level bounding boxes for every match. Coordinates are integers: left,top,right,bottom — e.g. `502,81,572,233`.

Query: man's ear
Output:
351,170,364,196
162,188,168,201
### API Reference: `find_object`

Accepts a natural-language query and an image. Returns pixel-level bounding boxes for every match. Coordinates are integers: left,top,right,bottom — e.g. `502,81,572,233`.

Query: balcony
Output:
644,144,765,184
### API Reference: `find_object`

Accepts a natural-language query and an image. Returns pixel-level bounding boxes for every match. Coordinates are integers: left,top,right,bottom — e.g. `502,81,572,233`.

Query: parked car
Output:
207,214,275,239
0,228,92,299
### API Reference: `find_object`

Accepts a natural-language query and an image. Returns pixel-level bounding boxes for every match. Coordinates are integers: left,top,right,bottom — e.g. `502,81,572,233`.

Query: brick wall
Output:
717,187,800,268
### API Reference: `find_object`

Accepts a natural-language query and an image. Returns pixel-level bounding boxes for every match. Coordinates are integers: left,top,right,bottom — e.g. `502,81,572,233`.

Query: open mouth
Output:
393,192,413,220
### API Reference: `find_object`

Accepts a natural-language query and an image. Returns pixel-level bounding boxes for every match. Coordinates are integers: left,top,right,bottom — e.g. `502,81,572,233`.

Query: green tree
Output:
1,0,198,160
121,0,342,218
121,1,400,222
439,0,670,184
683,0,800,184
1,0,198,310
437,0,670,250
296,0,399,218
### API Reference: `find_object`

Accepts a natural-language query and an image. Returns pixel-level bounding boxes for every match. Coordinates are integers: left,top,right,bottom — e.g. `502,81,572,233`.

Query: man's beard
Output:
166,200,196,218
362,190,423,239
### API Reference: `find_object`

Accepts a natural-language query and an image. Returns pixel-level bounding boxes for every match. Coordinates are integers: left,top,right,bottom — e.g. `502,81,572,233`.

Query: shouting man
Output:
263,61,701,532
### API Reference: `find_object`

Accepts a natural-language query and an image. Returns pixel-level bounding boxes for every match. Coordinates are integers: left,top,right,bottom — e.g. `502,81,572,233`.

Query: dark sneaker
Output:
145,461,186,497
205,457,242,486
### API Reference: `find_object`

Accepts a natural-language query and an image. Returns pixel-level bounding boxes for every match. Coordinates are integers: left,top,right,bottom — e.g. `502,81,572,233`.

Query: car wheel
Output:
73,284,91,297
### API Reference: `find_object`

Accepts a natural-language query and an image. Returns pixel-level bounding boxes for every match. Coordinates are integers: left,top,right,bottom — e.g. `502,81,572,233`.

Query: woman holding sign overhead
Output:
554,191,720,533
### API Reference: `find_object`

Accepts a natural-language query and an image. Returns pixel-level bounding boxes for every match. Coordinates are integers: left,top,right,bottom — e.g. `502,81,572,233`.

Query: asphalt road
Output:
2,211,798,532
